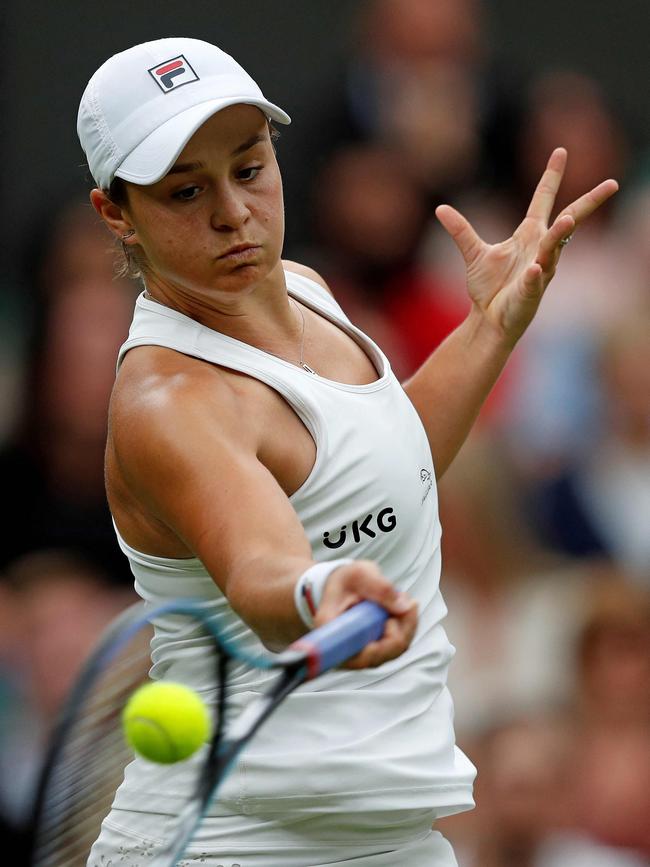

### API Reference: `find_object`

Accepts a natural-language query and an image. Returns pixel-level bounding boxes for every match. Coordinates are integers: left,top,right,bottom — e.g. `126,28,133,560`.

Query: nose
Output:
210,183,250,232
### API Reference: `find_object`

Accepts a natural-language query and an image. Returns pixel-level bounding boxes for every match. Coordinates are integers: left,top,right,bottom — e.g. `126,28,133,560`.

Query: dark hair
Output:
107,176,129,206
104,119,281,281
268,120,281,150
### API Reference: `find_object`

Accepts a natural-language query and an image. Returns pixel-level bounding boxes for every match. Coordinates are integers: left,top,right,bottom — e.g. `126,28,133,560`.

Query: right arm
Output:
111,364,417,665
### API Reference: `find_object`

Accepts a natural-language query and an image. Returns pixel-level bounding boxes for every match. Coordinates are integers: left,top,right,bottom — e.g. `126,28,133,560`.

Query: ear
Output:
90,188,137,243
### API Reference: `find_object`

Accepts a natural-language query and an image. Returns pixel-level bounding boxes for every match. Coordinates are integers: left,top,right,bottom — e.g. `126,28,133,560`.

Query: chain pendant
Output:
301,362,317,375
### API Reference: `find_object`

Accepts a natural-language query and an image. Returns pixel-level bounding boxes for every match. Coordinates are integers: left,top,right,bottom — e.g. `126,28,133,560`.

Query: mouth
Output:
218,243,260,260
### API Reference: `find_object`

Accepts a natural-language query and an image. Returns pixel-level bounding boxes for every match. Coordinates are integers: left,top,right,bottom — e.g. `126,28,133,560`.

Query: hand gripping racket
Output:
29,598,388,866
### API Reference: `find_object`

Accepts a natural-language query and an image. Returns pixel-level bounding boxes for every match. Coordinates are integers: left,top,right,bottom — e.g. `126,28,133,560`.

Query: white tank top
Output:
112,270,476,818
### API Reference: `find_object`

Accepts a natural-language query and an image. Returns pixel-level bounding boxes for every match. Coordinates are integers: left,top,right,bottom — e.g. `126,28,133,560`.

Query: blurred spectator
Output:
309,142,468,376
514,71,628,219
528,313,650,581
0,200,138,584
369,54,481,194
451,716,649,867
439,434,589,738
495,70,641,463
614,160,650,302
0,551,133,850
312,143,429,283
443,577,650,866
565,579,650,854
331,0,523,198
460,717,573,867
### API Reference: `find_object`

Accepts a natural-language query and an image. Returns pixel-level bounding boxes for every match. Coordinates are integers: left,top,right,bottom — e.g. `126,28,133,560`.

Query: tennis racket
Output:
29,597,388,866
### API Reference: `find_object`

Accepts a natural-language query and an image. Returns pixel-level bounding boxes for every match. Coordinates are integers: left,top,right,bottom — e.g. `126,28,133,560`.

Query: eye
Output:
238,166,262,181
172,185,202,201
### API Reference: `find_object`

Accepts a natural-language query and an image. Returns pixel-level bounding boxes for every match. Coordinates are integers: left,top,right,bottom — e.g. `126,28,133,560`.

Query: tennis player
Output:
79,37,617,866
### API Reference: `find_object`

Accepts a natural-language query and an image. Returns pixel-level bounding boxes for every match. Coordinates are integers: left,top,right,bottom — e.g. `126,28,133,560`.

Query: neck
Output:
143,261,306,362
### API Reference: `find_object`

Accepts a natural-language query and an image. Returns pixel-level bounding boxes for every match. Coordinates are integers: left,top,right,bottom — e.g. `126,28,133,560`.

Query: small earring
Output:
121,229,136,241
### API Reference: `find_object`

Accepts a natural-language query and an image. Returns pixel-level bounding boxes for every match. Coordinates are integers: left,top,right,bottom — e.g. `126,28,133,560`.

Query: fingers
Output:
520,262,544,301
315,560,419,668
344,604,419,670
535,213,575,271
525,147,567,223
526,147,618,233
316,561,410,624
531,174,618,274
558,178,619,226
435,204,483,263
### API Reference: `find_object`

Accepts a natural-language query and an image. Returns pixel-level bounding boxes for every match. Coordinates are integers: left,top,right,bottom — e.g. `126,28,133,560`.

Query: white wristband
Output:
294,559,354,628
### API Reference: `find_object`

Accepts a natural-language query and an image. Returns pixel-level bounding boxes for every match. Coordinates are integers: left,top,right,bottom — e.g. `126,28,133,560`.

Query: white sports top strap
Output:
117,269,388,396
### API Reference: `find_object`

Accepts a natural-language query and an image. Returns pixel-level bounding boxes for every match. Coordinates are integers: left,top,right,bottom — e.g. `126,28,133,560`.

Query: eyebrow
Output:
231,133,265,157
167,134,266,176
167,161,203,175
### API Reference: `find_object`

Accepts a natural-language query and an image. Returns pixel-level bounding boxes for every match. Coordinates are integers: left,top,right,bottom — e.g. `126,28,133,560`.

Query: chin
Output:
209,261,270,293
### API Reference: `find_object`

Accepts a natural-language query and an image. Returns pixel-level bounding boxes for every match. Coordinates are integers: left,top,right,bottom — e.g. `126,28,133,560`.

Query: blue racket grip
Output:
289,601,389,679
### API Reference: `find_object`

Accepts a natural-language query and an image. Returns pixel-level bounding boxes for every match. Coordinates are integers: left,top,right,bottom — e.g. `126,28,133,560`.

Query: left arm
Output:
403,148,618,478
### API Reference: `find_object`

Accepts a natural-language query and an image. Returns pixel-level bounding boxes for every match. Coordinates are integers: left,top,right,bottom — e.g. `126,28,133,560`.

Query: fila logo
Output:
323,507,397,549
148,55,199,93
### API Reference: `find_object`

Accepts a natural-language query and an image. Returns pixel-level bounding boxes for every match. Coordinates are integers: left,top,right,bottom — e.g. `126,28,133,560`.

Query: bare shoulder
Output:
113,346,232,414
105,346,314,578
282,259,334,297
110,346,252,467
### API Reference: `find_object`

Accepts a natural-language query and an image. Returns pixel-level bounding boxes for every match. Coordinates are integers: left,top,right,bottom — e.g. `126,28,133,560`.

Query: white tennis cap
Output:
78,37,291,190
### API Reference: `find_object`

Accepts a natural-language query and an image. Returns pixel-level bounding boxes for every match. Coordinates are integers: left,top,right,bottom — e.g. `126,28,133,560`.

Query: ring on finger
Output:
559,234,574,248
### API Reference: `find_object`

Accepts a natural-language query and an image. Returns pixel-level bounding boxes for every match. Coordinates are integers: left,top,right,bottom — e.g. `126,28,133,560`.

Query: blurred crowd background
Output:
1,1,649,864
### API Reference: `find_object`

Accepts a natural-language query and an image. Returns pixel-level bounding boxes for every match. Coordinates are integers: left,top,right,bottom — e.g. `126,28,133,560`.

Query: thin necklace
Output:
291,298,317,375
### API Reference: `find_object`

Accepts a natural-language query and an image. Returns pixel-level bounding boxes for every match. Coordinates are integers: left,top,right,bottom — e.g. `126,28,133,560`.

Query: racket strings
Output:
32,616,230,867
31,601,304,867
31,619,172,866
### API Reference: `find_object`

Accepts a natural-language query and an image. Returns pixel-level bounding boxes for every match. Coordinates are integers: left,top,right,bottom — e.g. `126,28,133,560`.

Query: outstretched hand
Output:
435,148,619,347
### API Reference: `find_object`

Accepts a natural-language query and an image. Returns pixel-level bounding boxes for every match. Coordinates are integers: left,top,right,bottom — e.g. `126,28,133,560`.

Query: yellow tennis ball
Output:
122,681,210,764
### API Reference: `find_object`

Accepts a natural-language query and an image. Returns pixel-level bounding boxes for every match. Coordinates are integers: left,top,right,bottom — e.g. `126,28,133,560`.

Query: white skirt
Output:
87,805,459,866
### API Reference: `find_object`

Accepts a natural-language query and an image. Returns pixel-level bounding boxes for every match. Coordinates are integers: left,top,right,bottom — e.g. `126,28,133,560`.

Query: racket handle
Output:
288,600,389,679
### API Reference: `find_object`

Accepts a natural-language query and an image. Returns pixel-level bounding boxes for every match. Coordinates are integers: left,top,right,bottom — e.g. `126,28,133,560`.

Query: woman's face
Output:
119,104,285,300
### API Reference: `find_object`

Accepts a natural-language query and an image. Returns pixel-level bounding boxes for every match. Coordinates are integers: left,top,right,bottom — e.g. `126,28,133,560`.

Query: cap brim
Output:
115,97,290,186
